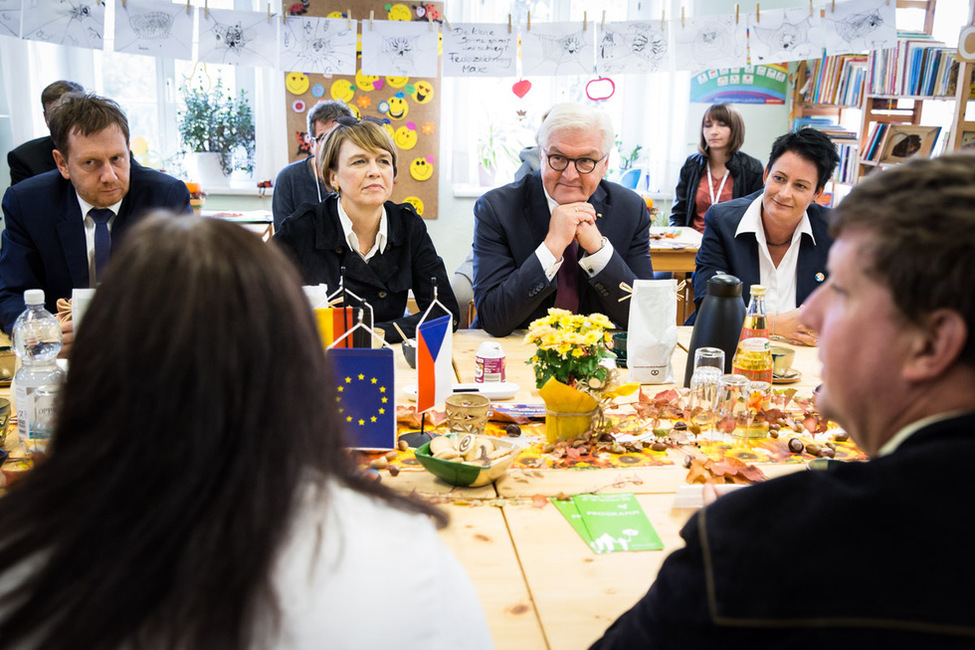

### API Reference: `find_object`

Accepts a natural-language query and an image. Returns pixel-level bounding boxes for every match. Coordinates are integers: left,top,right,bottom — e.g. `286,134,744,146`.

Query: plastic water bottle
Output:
12,289,65,442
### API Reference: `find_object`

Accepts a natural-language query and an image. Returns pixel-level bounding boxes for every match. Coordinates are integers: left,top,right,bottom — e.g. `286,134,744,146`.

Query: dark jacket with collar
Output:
669,151,765,228
0,162,191,332
692,190,832,312
471,173,653,337
272,196,459,343
7,135,58,186
593,413,975,649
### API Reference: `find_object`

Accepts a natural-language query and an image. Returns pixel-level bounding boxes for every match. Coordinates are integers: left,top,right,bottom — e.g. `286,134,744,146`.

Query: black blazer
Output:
692,190,832,312
7,136,58,186
471,173,653,337
272,196,459,343
669,151,765,228
593,414,975,648
0,162,191,332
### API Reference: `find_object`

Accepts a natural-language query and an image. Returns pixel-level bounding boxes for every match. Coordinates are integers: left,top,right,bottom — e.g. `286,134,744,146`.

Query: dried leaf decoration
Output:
685,457,767,485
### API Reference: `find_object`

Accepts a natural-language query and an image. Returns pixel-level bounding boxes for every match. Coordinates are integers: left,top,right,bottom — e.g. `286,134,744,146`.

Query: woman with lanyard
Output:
670,103,765,233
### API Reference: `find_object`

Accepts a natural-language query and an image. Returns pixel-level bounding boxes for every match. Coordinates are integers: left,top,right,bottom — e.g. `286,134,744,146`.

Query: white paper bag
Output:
302,284,329,309
626,279,678,384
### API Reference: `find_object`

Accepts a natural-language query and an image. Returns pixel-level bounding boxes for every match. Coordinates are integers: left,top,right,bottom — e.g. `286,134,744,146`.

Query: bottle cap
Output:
23,289,45,305
750,285,767,297
706,274,742,298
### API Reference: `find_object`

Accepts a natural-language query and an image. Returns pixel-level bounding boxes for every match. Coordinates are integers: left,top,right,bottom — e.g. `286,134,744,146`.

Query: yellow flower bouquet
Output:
524,309,638,442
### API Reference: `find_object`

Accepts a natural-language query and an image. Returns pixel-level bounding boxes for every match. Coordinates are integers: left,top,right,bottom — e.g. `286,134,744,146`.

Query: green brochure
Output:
552,493,664,554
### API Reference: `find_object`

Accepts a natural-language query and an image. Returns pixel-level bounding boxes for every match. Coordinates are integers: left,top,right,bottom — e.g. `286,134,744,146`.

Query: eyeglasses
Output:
544,151,607,174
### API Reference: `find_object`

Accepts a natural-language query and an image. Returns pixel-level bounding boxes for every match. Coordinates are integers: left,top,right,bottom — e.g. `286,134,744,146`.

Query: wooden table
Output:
649,227,701,325
388,328,823,649
0,330,821,649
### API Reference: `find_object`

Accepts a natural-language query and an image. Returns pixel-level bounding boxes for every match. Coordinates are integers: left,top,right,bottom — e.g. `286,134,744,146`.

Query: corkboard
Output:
282,1,443,219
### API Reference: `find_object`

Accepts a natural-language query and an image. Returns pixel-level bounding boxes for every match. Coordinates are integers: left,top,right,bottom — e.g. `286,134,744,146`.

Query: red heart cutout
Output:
512,79,532,98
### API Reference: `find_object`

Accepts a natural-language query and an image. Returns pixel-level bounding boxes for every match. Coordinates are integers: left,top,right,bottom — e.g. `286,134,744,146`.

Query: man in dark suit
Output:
693,128,840,345
472,103,653,336
0,93,190,335
7,80,84,186
593,153,975,648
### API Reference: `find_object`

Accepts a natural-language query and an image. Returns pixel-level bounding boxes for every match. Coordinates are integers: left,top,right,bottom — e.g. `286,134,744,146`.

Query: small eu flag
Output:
329,347,396,450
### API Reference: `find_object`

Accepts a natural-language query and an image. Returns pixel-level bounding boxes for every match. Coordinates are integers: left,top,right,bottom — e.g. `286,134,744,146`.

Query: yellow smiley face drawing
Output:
387,94,409,120
412,80,434,104
382,122,395,139
386,76,409,89
386,3,411,21
326,10,345,18
330,79,354,102
286,72,310,95
403,196,424,216
394,123,418,150
355,69,380,92
410,156,434,181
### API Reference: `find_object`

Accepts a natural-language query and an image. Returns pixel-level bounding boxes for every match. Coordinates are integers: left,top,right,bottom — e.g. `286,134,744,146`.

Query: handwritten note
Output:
442,22,517,77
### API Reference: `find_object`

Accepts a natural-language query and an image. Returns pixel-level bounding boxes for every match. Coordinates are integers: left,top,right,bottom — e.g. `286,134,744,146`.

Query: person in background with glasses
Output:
471,102,654,337
271,99,353,232
273,116,459,343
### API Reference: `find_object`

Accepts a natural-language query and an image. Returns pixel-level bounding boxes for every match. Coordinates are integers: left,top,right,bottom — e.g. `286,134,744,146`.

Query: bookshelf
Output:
790,0,975,201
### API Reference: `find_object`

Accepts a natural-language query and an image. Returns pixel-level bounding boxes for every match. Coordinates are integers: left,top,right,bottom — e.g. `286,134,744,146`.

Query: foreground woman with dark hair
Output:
0,215,491,649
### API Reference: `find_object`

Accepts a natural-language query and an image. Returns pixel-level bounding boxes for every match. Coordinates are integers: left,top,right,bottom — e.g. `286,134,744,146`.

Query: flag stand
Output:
399,410,431,448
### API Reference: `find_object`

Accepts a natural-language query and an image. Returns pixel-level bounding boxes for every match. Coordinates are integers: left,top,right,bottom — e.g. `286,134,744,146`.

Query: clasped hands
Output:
544,201,603,261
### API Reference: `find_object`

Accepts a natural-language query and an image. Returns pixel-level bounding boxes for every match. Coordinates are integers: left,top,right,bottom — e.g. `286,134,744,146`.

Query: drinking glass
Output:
688,366,722,437
715,374,750,437
744,380,772,438
693,347,725,373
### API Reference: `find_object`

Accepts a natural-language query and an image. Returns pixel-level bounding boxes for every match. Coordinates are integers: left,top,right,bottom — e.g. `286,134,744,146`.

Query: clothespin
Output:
186,0,190,15
755,3,760,23
601,10,605,30
735,4,740,24
661,9,665,30
443,14,452,30
809,0,813,17
266,2,271,23
583,11,587,31
204,0,208,19
527,11,531,31
369,9,374,30
681,6,685,28
831,0,835,11
281,1,286,24
508,14,512,33
346,10,351,29
121,0,125,8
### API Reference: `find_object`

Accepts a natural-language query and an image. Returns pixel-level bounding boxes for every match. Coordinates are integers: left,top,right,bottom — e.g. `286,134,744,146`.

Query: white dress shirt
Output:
734,195,815,314
336,198,388,262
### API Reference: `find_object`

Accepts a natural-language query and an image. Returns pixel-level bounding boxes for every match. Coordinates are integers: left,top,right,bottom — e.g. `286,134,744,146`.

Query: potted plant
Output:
477,124,518,186
177,78,255,182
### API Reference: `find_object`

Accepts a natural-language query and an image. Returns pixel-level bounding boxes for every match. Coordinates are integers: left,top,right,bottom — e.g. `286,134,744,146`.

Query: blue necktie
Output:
89,208,113,278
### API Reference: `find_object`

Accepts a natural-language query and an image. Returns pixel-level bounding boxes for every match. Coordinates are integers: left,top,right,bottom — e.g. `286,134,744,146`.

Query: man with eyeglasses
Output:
271,100,353,231
472,103,653,336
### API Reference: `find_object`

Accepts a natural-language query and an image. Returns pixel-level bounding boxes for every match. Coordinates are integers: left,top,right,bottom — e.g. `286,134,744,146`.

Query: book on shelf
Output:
868,32,958,97
800,54,868,106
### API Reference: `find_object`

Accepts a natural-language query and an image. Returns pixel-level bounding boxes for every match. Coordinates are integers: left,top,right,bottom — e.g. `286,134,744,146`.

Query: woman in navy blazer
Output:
273,117,458,343
693,128,839,345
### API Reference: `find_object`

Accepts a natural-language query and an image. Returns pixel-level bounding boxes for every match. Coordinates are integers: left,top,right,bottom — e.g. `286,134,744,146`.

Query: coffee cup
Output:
771,346,795,376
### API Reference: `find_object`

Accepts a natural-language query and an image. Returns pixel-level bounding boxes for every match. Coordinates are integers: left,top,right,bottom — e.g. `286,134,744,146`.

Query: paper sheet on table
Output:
553,493,663,554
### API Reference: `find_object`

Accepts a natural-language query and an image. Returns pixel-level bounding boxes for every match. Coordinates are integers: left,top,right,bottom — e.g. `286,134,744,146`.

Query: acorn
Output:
787,437,804,454
505,423,522,437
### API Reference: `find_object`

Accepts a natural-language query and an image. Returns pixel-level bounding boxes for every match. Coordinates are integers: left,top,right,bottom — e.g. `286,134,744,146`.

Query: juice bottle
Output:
732,285,773,383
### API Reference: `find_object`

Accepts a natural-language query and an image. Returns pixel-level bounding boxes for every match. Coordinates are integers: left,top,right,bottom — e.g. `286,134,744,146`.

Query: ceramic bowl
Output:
401,338,417,369
770,346,796,377
414,434,518,487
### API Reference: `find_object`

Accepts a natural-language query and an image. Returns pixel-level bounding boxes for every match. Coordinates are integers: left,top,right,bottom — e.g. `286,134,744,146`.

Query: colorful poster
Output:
689,64,788,104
